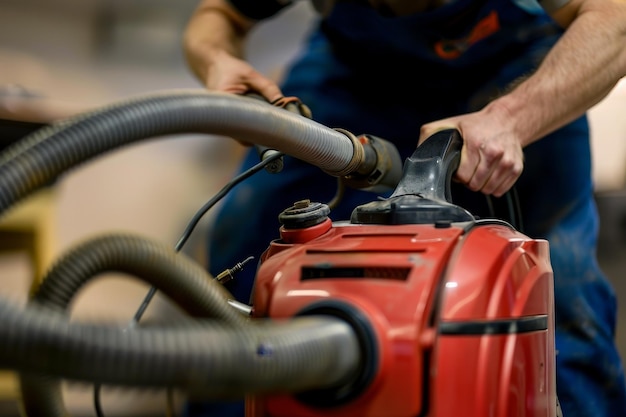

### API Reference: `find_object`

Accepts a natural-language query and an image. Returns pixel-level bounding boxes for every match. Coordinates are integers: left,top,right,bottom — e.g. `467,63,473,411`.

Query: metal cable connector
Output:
227,299,253,316
215,256,255,284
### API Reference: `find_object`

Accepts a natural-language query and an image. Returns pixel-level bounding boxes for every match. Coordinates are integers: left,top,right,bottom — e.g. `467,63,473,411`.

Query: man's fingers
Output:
468,150,501,192
491,160,523,197
457,141,523,196
455,144,480,185
473,154,523,196
469,142,505,193
247,73,283,103
418,122,458,146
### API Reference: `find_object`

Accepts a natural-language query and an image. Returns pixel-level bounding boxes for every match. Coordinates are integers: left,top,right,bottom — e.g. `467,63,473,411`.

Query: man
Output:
183,0,626,416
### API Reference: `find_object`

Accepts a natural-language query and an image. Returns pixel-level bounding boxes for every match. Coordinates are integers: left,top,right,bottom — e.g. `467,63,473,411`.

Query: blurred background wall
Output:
0,0,624,415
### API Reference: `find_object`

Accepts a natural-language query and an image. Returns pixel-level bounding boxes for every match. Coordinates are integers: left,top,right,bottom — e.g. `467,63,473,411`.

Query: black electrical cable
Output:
482,187,524,233
92,150,285,417
94,385,105,417
174,151,285,252
327,177,346,210
485,194,496,219
509,186,524,233
505,192,517,230
133,150,285,324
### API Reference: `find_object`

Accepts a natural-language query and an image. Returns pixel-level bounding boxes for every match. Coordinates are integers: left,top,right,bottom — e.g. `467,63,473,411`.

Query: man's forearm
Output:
183,0,254,83
487,0,626,147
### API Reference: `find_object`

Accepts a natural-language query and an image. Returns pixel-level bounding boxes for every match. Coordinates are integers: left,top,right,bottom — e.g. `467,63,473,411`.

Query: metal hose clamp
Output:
325,128,365,178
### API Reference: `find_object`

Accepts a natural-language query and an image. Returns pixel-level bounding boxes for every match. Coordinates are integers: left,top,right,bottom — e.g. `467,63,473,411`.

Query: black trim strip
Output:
439,315,548,335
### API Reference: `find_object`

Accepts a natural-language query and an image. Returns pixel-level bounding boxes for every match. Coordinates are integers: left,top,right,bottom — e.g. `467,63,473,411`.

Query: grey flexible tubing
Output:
0,299,360,396
0,89,356,215
0,90,362,411
19,233,247,417
29,233,246,325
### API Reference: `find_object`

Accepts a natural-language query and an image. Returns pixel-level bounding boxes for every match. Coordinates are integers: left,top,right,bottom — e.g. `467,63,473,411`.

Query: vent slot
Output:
301,266,411,281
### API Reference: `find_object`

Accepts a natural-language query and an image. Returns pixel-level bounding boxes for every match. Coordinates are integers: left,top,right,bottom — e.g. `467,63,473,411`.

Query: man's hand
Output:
183,0,283,102
201,48,284,102
418,106,524,198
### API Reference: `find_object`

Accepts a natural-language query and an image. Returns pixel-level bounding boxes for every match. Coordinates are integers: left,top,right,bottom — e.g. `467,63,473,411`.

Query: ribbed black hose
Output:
0,89,353,216
20,233,247,417
0,299,360,397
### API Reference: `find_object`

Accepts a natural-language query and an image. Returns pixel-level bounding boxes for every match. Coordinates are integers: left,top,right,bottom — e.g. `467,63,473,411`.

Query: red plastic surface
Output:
248,221,556,417
433,225,555,417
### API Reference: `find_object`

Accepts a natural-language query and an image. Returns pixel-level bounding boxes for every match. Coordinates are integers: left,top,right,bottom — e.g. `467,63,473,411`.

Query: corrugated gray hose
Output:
0,90,362,413
0,299,359,396
20,233,247,417
0,89,357,214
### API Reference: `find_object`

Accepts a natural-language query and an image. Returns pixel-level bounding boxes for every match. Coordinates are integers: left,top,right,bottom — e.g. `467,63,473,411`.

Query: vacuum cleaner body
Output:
247,130,556,417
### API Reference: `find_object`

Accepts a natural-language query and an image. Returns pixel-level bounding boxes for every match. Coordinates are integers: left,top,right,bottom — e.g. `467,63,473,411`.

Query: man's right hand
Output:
183,0,283,102
201,49,284,102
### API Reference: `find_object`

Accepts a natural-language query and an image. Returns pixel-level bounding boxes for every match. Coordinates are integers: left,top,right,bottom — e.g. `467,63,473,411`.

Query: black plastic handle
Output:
390,128,463,203
349,128,473,225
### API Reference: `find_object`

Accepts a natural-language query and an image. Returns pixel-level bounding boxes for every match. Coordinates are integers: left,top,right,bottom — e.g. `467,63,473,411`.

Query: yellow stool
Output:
0,189,57,404
0,90,72,406
0,189,57,288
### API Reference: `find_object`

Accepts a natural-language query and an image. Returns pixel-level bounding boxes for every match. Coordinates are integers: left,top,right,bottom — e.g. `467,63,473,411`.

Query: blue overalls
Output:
190,1,626,416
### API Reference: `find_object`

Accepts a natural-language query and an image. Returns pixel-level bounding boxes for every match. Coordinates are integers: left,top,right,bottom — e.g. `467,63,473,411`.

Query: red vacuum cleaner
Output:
0,92,557,417
248,129,557,417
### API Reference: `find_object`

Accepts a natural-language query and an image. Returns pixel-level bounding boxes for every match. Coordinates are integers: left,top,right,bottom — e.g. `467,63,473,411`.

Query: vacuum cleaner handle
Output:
390,128,463,203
